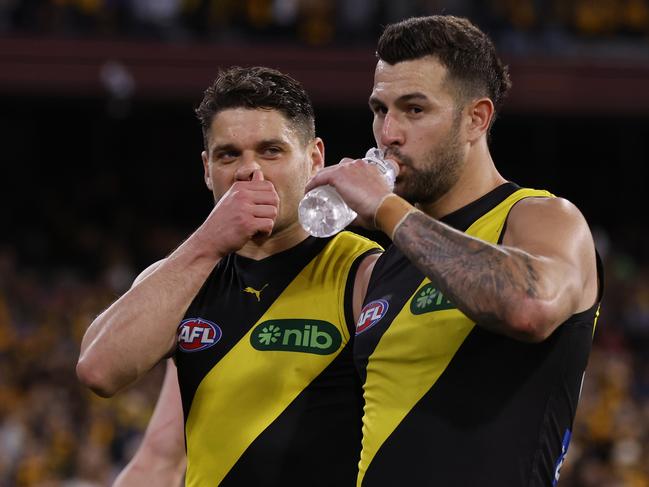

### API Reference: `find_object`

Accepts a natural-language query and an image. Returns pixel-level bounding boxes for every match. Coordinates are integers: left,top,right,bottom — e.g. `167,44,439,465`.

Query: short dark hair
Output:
377,16,511,124
195,66,315,149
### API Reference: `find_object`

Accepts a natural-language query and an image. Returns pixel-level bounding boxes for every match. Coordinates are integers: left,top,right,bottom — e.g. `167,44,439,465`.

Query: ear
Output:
202,150,212,190
308,137,325,176
465,98,494,143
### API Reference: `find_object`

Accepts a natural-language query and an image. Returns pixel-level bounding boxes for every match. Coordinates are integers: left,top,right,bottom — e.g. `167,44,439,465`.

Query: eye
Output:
371,104,388,116
215,151,238,163
408,105,424,115
262,146,283,158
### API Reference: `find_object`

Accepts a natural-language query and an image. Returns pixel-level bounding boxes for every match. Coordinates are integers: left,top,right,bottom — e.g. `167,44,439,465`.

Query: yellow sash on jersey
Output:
183,232,379,486
358,188,553,486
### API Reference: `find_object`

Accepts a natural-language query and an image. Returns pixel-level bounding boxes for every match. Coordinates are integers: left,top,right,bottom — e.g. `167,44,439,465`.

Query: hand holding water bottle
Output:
299,148,399,237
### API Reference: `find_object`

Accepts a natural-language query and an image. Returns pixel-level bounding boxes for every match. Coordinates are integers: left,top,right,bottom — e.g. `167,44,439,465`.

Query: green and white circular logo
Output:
251,319,341,355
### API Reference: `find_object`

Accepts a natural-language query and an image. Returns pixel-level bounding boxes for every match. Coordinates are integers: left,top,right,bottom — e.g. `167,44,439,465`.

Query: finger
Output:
231,180,277,197
250,188,280,207
251,169,264,181
305,169,335,192
254,217,275,236
252,204,279,220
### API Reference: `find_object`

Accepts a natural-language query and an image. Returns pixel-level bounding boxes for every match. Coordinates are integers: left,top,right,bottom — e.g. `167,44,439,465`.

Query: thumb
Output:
251,169,265,181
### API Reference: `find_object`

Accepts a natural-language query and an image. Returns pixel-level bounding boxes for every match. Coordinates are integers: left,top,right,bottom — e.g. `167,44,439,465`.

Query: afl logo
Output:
356,299,389,335
177,318,222,352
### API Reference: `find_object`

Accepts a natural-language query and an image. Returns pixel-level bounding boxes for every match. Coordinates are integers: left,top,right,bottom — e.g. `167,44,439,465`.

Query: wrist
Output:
373,194,419,240
191,225,230,261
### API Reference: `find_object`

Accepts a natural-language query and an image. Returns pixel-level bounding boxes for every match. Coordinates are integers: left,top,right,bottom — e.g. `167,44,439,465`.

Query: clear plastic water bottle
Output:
298,148,396,238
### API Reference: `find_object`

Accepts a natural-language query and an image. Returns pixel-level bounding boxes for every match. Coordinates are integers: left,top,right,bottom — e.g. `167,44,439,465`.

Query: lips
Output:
382,150,403,168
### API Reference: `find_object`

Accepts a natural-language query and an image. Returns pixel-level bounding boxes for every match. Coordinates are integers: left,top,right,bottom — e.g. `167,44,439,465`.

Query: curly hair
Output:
195,66,315,149
377,16,511,126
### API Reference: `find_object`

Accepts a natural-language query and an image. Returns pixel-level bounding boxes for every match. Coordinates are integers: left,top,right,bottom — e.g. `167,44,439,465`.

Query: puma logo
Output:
243,284,269,302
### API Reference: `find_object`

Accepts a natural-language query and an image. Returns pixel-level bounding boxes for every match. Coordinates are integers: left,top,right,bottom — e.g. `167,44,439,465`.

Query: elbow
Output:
76,356,118,398
505,299,557,343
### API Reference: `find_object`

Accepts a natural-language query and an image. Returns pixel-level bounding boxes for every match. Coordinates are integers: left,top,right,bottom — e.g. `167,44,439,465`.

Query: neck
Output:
236,220,310,260
417,140,507,219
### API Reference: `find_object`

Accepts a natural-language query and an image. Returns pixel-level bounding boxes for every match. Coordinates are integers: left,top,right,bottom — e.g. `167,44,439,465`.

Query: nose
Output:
234,153,262,181
379,111,405,148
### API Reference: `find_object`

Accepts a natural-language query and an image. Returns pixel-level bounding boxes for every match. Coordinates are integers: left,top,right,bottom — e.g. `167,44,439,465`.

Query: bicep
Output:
80,259,167,357
502,197,598,317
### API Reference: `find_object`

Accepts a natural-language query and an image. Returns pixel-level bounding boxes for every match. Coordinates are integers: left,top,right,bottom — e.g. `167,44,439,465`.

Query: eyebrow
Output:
255,138,288,149
397,92,430,103
210,138,288,156
369,92,431,107
210,143,238,157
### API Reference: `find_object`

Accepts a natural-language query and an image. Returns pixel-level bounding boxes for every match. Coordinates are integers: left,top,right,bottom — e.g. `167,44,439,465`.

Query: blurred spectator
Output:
0,240,166,485
0,0,647,51
1,218,649,484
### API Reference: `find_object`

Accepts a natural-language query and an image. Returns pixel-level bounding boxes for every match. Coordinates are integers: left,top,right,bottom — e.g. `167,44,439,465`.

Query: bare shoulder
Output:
503,196,592,249
132,259,167,287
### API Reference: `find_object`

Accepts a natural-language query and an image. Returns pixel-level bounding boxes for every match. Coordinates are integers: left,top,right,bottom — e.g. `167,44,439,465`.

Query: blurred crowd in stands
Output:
0,233,164,486
1,1,649,486
0,221,648,485
1,0,649,52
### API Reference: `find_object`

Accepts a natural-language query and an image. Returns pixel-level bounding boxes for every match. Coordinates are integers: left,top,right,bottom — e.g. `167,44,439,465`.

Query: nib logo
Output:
257,324,282,345
410,283,456,315
251,319,341,355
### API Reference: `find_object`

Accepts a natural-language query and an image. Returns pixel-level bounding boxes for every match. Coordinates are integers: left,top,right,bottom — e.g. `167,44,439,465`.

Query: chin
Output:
251,233,271,244
268,217,291,237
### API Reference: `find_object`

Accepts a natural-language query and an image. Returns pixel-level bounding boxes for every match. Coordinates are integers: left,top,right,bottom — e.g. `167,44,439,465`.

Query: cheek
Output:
372,118,382,141
210,168,236,196
280,174,309,210
286,174,307,201
414,121,447,151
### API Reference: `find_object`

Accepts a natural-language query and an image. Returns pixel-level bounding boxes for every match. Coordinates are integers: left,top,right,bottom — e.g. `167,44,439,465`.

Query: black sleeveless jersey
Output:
175,232,380,486
354,183,602,487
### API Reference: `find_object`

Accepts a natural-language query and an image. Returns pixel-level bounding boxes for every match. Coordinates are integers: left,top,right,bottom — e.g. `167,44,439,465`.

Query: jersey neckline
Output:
440,182,520,232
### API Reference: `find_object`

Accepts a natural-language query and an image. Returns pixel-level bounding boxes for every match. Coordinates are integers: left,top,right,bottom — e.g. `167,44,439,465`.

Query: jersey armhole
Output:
344,249,383,338
496,195,552,245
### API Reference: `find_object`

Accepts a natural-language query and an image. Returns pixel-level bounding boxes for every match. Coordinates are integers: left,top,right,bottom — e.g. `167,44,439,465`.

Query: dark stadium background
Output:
5,95,648,270
1,1,649,485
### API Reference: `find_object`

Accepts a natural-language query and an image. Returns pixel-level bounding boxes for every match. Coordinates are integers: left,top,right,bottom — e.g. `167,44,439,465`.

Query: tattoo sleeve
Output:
393,211,540,335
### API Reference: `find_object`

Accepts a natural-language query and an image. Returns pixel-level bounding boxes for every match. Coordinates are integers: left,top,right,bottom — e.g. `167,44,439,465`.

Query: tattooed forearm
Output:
393,211,542,337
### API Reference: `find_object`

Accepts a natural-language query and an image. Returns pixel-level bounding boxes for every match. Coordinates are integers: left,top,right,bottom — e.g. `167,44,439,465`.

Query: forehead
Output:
371,57,453,105
207,107,298,148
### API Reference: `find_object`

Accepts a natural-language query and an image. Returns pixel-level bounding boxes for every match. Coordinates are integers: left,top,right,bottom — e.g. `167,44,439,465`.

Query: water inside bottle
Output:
298,185,356,238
